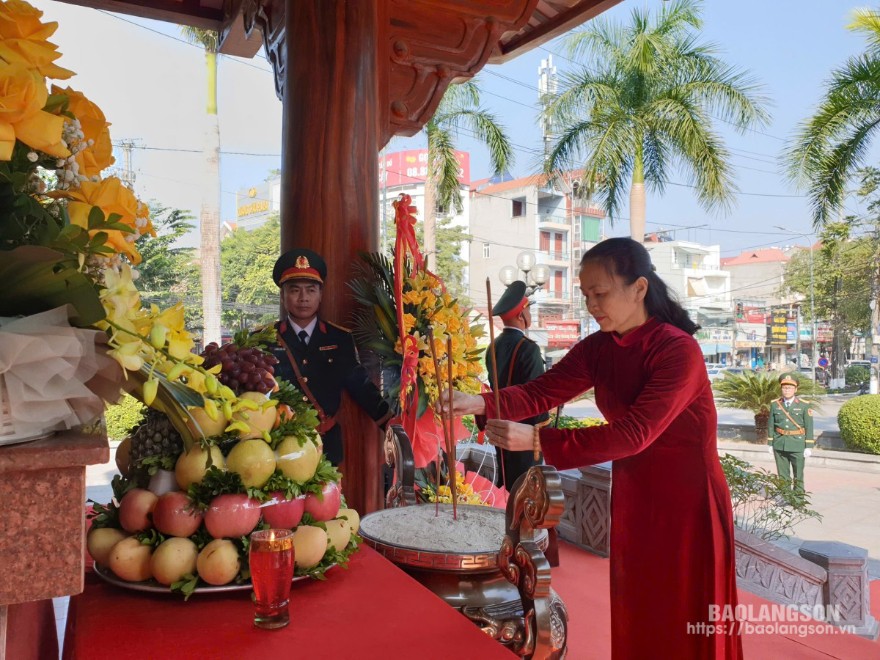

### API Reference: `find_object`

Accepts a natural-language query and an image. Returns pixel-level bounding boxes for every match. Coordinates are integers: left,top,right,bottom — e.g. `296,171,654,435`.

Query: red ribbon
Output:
392,194,425,445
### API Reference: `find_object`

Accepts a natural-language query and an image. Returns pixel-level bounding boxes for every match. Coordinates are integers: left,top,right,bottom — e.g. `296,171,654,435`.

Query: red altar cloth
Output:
62,545,514,659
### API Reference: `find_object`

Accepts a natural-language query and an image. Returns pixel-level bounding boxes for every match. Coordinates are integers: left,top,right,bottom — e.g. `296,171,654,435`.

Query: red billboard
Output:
379,149,470,187
546,320,581,349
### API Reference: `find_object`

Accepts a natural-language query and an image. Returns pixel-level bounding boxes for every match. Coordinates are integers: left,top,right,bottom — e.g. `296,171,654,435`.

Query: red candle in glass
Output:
249,529,295,629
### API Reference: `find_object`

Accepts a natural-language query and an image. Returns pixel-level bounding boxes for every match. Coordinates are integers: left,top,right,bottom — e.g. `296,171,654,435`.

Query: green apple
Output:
275,436,319,483
175,444,225,490
196,539,241,586
150,537,198,586
108,536,153,582
87,527,128,567
324,518,351,552
292,525,328,570
226,438,276,488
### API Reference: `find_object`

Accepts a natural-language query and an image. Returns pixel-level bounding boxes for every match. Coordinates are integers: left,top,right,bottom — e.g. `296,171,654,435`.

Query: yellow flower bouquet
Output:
0,0,262,444
350,253,485,420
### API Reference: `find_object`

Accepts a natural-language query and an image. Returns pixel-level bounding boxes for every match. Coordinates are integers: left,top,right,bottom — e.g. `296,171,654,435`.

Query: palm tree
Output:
785,8,880,226
423,79,512,269
544,0,768,242
180,27,222,346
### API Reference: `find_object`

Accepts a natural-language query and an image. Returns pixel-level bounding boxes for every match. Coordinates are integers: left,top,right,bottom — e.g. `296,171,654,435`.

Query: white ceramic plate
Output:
92,563,333,594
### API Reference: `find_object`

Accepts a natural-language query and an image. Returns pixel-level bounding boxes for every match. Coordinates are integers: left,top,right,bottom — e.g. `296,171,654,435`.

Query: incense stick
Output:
485,278,507,489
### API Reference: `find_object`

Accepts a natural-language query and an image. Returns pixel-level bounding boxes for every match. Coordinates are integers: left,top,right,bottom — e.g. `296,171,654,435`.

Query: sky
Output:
33,0,880,257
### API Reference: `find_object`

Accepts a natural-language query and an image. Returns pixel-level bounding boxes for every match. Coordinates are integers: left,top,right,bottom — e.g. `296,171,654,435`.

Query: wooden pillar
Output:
280,1,383,514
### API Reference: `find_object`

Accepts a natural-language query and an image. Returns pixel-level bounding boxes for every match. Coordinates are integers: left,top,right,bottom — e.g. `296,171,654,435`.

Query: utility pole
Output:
871,253,880,394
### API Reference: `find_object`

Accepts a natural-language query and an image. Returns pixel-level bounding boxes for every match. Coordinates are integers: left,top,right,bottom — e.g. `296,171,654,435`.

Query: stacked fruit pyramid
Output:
87,330,360,597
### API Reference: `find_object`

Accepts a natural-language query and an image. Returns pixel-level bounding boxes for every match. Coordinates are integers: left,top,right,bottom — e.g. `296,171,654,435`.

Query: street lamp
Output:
775,226,816,384
499,250,550,296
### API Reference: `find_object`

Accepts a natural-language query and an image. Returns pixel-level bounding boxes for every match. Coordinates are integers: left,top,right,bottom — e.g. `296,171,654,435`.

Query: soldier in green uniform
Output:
268,248,392,466
485,281,551,490
769,373,813,493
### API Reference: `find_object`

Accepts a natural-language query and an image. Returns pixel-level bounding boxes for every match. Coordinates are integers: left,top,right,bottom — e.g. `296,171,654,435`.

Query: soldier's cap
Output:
493,280,529,321
779,374,798,387
273,248,326,287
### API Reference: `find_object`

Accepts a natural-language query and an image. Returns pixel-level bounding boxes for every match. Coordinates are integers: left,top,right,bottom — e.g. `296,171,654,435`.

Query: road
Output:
562,393,854,434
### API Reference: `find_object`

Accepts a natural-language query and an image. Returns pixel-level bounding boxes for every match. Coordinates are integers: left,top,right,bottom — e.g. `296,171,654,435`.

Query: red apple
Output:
204,493,262,539
153,491,204,537
303,482,341,522
261,492,306,529
118,488,159,533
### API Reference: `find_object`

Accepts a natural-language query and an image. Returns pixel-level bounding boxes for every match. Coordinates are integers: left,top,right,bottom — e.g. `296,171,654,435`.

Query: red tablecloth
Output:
62,545,515,659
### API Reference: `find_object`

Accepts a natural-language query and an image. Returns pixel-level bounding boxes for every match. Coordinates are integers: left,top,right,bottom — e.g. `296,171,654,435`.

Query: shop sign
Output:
545,320,581,349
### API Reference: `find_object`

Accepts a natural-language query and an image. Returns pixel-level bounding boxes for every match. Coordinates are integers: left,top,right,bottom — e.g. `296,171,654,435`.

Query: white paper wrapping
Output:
0,306,126,442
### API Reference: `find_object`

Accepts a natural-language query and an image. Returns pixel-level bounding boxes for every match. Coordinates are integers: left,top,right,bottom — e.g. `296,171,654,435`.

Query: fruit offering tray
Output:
92,563,333,595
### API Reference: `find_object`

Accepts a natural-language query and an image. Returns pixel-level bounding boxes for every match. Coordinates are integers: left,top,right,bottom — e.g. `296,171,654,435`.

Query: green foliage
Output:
720,454,821,541
427,79,513,215
837,394,880,454
104,394,146,440
544,0,768,235
713,371,784,417
785,8,880,225
136,203,201,329
433,216,472,304
713,370,822,415
846,365,870,386
780,221,874,358
554,416,606,429
220,214,280,330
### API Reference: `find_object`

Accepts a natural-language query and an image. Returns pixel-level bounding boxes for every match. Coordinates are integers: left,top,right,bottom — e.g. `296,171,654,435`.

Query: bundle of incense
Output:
484,278,509,485
485,278,541,463
446,334,457,518
426,327,457,519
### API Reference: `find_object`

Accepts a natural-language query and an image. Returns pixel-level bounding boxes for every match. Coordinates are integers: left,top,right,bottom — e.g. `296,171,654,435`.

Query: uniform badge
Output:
319,345,337,351
295,255,310,269
807,409,813,416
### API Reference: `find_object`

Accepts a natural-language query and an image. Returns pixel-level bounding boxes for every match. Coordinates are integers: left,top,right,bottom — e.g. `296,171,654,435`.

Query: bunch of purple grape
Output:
201,342,279,395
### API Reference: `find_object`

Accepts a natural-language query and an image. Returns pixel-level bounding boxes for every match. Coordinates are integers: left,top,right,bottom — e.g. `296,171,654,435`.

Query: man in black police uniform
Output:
269,248,391,466
486,281,550,490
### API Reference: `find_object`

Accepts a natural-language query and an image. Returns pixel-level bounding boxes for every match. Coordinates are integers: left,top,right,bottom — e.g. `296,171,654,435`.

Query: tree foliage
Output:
786,8,880,226
544,0,768,240
433,217,471,304
780,222,872,340
135,202,200,327
220,215,280,330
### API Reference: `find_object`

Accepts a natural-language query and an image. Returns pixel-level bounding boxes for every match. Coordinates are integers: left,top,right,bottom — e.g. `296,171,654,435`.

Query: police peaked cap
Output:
273,248,327,286
493,281,529,321
779,374,798,387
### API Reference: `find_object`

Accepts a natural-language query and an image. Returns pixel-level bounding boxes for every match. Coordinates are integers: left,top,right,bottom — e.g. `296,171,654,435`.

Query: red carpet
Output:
553,542,880,659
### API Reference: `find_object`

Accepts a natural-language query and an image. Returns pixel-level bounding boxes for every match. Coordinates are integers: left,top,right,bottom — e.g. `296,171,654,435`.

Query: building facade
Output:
467,173,604,341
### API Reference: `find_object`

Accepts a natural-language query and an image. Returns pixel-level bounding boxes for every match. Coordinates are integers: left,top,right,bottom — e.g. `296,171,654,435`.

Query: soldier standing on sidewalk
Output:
769,373,814,492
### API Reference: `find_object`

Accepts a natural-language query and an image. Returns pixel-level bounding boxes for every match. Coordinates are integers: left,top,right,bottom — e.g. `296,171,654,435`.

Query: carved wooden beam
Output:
382,0,538,142
222,0,540,145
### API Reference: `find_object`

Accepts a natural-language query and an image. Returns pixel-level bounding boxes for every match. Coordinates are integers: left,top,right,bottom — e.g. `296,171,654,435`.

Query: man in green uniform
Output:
486,281,550,491
769,373,813,493
268,248,391,466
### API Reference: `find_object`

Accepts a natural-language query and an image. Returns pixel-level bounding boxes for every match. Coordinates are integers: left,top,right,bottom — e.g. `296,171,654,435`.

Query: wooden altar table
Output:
62,544,515,659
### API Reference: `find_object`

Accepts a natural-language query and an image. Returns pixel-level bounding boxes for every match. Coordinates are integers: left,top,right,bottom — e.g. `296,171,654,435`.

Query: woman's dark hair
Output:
580,237,699,335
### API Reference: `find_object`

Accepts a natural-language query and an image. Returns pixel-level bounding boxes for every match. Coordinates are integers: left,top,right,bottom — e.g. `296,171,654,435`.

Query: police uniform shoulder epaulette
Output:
325,320,352,333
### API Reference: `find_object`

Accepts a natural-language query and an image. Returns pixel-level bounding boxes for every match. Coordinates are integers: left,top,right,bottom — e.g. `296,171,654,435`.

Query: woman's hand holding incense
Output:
438,389,486,416
484,419,535,452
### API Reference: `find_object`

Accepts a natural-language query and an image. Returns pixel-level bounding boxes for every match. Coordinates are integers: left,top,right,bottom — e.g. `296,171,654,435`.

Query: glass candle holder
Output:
249,529,295,629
